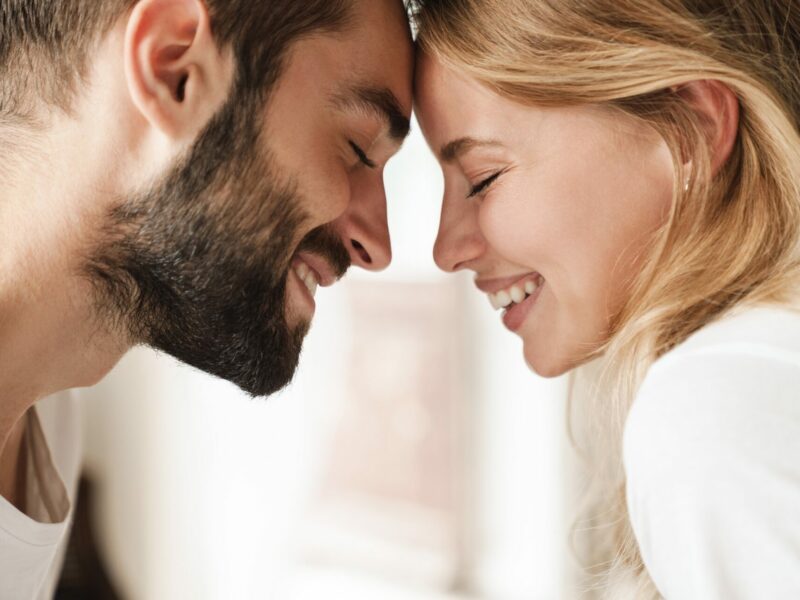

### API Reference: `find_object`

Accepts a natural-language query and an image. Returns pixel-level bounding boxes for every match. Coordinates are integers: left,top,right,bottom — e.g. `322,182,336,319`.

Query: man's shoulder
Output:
0,391,83,600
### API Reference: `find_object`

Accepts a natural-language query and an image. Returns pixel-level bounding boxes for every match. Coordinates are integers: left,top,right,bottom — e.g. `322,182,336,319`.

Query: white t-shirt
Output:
0,392,82,600
624,306,800,599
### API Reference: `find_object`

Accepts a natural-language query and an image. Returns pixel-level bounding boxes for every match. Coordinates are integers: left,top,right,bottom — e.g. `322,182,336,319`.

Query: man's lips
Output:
287,251,347,311
292,252,343,288
284,244,349,324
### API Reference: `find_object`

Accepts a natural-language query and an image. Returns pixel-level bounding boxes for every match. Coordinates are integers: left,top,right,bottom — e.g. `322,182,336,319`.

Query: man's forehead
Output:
342,0,414,101
268,0,413,135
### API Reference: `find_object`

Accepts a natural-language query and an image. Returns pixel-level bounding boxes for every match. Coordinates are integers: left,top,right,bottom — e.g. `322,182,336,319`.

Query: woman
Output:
411,0,800,597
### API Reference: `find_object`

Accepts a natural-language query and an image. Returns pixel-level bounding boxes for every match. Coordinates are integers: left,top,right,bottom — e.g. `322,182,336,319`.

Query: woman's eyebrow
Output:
331,84,411,142
440,137,503,162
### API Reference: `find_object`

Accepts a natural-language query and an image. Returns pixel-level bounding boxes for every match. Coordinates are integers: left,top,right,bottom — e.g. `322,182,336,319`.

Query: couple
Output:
2,0,799,598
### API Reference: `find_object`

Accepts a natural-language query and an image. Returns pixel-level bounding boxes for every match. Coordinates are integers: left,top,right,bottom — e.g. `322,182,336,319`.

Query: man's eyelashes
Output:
349,141,377,169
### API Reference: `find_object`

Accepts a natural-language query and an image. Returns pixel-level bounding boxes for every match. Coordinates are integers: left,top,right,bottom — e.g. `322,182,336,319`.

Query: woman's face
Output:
416,54,675,376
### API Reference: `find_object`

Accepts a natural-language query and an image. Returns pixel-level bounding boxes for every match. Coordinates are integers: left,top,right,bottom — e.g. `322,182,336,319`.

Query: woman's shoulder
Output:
624,303,800,464
623,304,800,597
623,303,800,522
651,303,800,373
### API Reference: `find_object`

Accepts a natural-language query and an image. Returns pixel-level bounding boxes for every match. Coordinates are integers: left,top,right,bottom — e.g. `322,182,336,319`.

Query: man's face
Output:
87,0,413,397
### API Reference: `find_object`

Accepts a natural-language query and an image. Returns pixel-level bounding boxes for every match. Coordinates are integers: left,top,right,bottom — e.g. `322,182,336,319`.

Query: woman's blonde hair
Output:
411,0,800,596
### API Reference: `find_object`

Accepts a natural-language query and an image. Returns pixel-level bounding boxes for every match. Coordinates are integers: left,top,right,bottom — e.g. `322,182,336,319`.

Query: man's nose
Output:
332,174,392,271
433,195,486,273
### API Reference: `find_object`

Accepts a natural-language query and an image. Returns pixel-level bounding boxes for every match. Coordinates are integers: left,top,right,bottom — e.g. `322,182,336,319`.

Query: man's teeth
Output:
294,262,319,298
489,279,540,311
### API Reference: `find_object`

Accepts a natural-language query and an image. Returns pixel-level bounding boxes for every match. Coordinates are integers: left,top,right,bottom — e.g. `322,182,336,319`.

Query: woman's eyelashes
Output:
349,141,377,169
467,170,504,198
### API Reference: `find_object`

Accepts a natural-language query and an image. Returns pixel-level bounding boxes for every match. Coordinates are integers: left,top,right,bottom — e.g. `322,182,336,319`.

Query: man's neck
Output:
0,127,128,479
0,26,168,498
0,33,165,468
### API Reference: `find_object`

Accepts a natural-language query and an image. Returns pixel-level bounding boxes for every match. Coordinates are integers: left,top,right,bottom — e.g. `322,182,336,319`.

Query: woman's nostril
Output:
351,240,372,264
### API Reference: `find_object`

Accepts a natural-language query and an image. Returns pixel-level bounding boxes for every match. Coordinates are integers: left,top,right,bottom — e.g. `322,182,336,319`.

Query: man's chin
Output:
240,372,298,398
145,316,310,399
229,321,310,398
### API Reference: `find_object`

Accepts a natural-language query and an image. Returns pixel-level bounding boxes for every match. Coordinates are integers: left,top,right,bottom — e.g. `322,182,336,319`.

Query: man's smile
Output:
286,252,347,321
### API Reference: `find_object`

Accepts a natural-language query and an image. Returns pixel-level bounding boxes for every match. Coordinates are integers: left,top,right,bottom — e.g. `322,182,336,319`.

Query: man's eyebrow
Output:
332,85,411,142
440,137,504,163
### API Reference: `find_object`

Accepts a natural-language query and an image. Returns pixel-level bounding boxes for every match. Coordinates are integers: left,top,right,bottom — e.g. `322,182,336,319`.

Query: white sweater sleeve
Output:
623,347,800,599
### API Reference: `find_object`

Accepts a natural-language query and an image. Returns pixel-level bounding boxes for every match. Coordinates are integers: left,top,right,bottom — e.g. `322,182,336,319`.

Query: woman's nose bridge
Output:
434,194,481,271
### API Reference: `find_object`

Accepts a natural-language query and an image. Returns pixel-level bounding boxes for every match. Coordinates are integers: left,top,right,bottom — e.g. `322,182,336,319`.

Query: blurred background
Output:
69,120,586,600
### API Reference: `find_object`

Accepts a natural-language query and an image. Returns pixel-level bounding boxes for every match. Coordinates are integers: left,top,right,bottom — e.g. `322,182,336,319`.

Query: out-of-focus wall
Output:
77,121,582,600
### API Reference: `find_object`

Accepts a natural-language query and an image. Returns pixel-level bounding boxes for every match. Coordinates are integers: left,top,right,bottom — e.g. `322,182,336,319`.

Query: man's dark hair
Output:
0,0,352,120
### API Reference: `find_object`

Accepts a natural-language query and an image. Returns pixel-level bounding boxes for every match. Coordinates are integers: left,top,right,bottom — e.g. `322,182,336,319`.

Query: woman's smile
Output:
475,273,546,331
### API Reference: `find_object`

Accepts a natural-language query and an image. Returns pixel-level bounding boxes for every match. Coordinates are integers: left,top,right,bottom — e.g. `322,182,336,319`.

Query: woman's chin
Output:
523,344,571,378
523,339,595,378
526,361,571,379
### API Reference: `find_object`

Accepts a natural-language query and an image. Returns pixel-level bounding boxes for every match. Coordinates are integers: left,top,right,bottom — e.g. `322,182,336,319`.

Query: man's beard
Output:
84,93,350,397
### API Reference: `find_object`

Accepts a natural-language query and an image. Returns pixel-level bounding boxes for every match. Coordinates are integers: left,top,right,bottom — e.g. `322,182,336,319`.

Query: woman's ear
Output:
672,80,740,177
124,0,234,141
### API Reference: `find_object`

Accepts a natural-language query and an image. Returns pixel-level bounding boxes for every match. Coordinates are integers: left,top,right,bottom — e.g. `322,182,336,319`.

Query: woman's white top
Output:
624,306,800,599
0,392,82,600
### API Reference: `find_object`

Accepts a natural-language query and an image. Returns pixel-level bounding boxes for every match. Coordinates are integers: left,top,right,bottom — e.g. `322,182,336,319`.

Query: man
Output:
0,0,413,597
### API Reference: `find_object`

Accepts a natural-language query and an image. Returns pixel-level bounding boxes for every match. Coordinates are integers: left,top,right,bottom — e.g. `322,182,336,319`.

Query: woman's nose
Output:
433,198,486,273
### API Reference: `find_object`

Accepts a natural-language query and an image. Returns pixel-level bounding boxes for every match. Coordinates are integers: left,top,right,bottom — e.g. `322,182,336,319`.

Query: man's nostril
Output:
351,240,372,264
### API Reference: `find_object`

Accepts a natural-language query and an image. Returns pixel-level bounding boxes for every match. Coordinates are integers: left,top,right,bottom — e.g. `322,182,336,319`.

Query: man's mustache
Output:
295,224,352,279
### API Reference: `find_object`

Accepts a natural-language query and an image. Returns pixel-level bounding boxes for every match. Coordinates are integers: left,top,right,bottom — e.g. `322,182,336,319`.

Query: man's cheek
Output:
302,161,351,226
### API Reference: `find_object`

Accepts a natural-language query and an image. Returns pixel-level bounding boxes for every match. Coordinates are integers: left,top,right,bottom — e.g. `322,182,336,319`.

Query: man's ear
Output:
124,0,233,141
672,80,740,177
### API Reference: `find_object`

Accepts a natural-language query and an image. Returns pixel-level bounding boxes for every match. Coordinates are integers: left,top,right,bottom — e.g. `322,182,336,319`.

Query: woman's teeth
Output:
489,278,540,311
294,261,319,298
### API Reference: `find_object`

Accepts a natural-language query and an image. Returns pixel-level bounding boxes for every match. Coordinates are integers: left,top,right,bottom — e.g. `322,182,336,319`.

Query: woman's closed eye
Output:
468,170,504,198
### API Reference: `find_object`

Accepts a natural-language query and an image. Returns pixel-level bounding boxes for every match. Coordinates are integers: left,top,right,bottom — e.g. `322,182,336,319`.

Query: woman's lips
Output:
501,279,544,332
474,272,546,332
475,272,541,295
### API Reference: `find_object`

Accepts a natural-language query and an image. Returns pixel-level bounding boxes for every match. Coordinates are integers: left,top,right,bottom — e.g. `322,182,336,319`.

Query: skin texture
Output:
0,0,412,507
416,54,675,377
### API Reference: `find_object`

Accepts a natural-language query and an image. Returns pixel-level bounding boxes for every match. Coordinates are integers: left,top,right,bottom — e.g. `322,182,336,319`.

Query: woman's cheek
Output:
477,189,543,264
